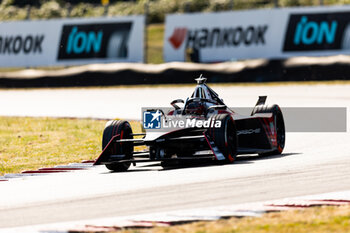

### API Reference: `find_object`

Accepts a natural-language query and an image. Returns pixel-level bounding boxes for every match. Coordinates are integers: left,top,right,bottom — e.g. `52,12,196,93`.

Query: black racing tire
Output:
102,120,133,172
253,104,285,156
207,114,237,163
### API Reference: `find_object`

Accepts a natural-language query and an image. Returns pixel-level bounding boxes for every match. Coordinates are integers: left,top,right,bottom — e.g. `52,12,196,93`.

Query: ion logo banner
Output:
283,12,350,52
0,16,144,67
58,22,132,60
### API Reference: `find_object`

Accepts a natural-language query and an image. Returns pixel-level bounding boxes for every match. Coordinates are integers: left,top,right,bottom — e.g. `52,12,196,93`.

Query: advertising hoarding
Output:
164,6,350,62
0,16,144,67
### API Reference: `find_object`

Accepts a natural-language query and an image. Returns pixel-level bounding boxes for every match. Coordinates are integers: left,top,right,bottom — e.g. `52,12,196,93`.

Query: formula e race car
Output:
94,76,285,172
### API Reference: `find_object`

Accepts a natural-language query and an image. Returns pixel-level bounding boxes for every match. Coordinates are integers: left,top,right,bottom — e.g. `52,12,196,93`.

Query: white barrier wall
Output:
164,5,350,62
0,16,144,67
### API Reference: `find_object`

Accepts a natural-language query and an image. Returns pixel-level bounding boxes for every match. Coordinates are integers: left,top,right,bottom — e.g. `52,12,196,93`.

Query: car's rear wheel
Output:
207,114,237,163
253,105,285,156
102,120,133,172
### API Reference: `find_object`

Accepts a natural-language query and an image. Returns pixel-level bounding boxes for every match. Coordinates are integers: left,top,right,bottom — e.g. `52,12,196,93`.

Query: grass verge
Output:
0,117,141,176
120,205,350,233
147,24,164,64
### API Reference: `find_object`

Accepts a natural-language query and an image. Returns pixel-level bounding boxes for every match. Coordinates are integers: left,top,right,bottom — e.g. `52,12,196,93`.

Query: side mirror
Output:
171,99,184,110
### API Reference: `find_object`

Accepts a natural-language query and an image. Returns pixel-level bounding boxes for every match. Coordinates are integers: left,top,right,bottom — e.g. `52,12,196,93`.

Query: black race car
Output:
94,76,285,172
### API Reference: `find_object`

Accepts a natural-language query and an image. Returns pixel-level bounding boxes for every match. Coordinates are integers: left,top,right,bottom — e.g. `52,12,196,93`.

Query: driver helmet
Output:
185,100,206,115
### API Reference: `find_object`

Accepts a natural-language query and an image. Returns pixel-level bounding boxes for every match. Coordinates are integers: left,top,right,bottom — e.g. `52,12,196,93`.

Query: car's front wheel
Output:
102,120,133,172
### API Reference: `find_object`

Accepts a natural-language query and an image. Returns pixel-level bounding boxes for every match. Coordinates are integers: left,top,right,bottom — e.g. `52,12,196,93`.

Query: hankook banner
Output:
164,6,350,62
0,16,144,67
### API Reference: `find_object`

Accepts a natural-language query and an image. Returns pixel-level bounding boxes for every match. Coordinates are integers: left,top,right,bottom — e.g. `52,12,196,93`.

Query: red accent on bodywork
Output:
218,110,231,115
203,132,218,161
277,145,283,153
227,154,234,162
260,116,277,148
94,134,120,165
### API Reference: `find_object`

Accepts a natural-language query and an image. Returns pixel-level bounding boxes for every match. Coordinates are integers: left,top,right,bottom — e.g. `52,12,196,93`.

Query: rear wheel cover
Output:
253,105,285,156
208,114,237,163
224,116,237,162
275,106,285,153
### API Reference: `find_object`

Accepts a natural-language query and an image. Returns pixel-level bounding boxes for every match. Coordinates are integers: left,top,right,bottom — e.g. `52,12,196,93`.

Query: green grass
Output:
0,117,142,176
120,205,350,233
1,0,350,23
147,24,165,64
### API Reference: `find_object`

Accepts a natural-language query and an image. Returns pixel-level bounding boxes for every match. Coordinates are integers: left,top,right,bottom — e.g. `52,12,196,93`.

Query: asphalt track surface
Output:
0,83,349,229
